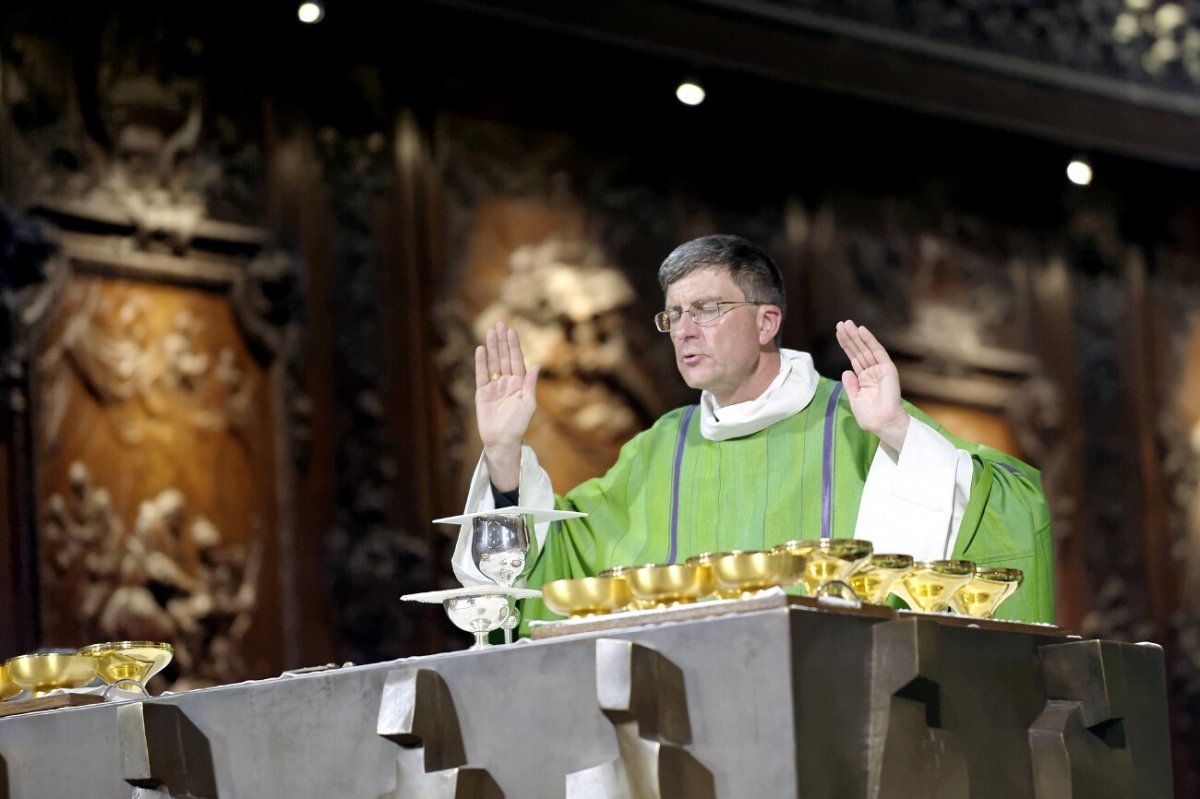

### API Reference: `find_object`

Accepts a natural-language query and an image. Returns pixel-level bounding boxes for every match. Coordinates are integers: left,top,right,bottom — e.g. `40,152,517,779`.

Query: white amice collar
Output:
698,349,820,441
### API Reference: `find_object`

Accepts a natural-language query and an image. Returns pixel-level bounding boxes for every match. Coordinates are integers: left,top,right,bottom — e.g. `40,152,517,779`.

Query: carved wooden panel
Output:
0,3,304,686
34,269,281,688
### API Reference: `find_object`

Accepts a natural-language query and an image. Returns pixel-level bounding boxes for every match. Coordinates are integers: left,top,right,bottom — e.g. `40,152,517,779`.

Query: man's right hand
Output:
475,321,540,492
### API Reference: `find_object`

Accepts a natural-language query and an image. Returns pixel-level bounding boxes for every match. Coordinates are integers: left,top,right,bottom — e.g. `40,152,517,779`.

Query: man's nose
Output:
671,312,699,339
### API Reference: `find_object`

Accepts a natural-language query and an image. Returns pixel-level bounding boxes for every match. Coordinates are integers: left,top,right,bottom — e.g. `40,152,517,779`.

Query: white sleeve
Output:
450,445,556,587
852,416,973,561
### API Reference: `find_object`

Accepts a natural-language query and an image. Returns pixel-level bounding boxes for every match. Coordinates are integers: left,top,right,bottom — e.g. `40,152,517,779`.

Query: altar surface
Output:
0,596,1173,798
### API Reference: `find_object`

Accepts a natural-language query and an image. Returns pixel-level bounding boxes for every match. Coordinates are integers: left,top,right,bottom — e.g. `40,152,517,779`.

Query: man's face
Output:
663,267,771,405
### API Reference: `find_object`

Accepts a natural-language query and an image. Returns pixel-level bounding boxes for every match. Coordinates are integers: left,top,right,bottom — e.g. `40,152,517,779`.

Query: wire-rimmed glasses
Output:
654,300,763,332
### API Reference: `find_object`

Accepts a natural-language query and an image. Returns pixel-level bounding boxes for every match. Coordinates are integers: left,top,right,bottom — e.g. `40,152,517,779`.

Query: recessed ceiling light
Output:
1067,158,1093,186
676,81,706,106
298,1,325,24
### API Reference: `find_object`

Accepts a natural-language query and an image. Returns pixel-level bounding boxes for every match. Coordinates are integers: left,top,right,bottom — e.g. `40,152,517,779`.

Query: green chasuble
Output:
520,377,1054,630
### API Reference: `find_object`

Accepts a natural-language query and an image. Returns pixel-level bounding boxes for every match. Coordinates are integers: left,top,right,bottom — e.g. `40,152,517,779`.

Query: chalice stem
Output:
104,678,147,699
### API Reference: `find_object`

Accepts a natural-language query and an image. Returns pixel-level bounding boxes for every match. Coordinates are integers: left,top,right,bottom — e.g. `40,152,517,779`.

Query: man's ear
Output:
758,304,782,346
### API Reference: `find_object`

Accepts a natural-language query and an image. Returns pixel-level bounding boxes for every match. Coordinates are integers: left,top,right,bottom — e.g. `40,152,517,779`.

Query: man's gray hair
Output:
657,234,786,321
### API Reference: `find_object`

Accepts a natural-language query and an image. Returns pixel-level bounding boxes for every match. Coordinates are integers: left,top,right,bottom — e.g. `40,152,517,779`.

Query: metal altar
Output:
0,594,1173,798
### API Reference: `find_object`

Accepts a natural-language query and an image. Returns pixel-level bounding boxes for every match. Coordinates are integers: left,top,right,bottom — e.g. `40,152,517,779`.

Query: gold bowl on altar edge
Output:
951,567,1024,618
78,641,174,692
598,565,656,610
702,550,800,599
5,653,98,697
625,563,715,607
0,664,21,701
847,554,915,604
542,576,633,617
894,560,976,613
774,539,874,596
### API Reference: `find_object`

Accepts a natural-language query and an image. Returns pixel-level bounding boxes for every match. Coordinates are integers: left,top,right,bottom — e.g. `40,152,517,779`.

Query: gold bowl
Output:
625,563,715,607
683,550,725,579
951,567,1023,618
0,664,21,701
769,541,810,590
598,565,655,610
78,641,174,692
895,560,976,613
774,538,873,595
704,550,796,599
847,553,914,604
6,653,98,697
542,576,633,617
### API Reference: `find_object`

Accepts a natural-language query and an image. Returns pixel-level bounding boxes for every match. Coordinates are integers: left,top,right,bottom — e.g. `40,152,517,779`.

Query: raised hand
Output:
835,320,910,451
475,321,540,491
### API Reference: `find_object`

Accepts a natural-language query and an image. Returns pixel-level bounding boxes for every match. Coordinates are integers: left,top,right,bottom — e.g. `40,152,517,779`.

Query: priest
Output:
452,234,1053,631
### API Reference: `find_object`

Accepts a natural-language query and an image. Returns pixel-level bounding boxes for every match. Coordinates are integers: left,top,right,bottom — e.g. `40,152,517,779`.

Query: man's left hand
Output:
836,320,910,452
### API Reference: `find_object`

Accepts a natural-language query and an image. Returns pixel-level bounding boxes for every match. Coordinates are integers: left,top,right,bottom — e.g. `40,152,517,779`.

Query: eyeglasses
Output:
654,300,762,332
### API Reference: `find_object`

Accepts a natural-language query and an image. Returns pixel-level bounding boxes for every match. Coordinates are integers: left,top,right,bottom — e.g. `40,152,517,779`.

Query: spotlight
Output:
675,80,705,106
1066,158,1093,186
298,1,325,24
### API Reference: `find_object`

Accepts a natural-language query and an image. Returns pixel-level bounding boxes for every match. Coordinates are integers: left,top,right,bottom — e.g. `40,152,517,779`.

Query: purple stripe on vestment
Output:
821,384,844,539
668,405,698,564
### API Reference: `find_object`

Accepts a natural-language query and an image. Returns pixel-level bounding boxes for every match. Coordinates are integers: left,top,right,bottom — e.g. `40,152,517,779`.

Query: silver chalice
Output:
469,511,533,643
430,506,587,648
470,512,533,587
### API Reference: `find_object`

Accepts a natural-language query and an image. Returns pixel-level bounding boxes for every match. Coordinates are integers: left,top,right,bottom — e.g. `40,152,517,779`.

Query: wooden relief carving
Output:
0,11,303,681
39,280,263,447
450,223,661,492
34,271,280,689
806,199,1058,460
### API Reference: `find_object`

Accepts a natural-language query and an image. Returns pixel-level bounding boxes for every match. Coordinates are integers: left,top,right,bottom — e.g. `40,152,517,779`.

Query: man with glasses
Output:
453,234,1052,630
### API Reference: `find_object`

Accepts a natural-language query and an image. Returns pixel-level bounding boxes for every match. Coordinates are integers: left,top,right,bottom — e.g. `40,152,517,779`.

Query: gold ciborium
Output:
625,563,714,607
542,576,633,618
951,567,1023,618
78,641,173,695
6,653,98,697
702,550,798,599
0,663,21,701
775,538,873,596
895,560,976,613
847,554,914,604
